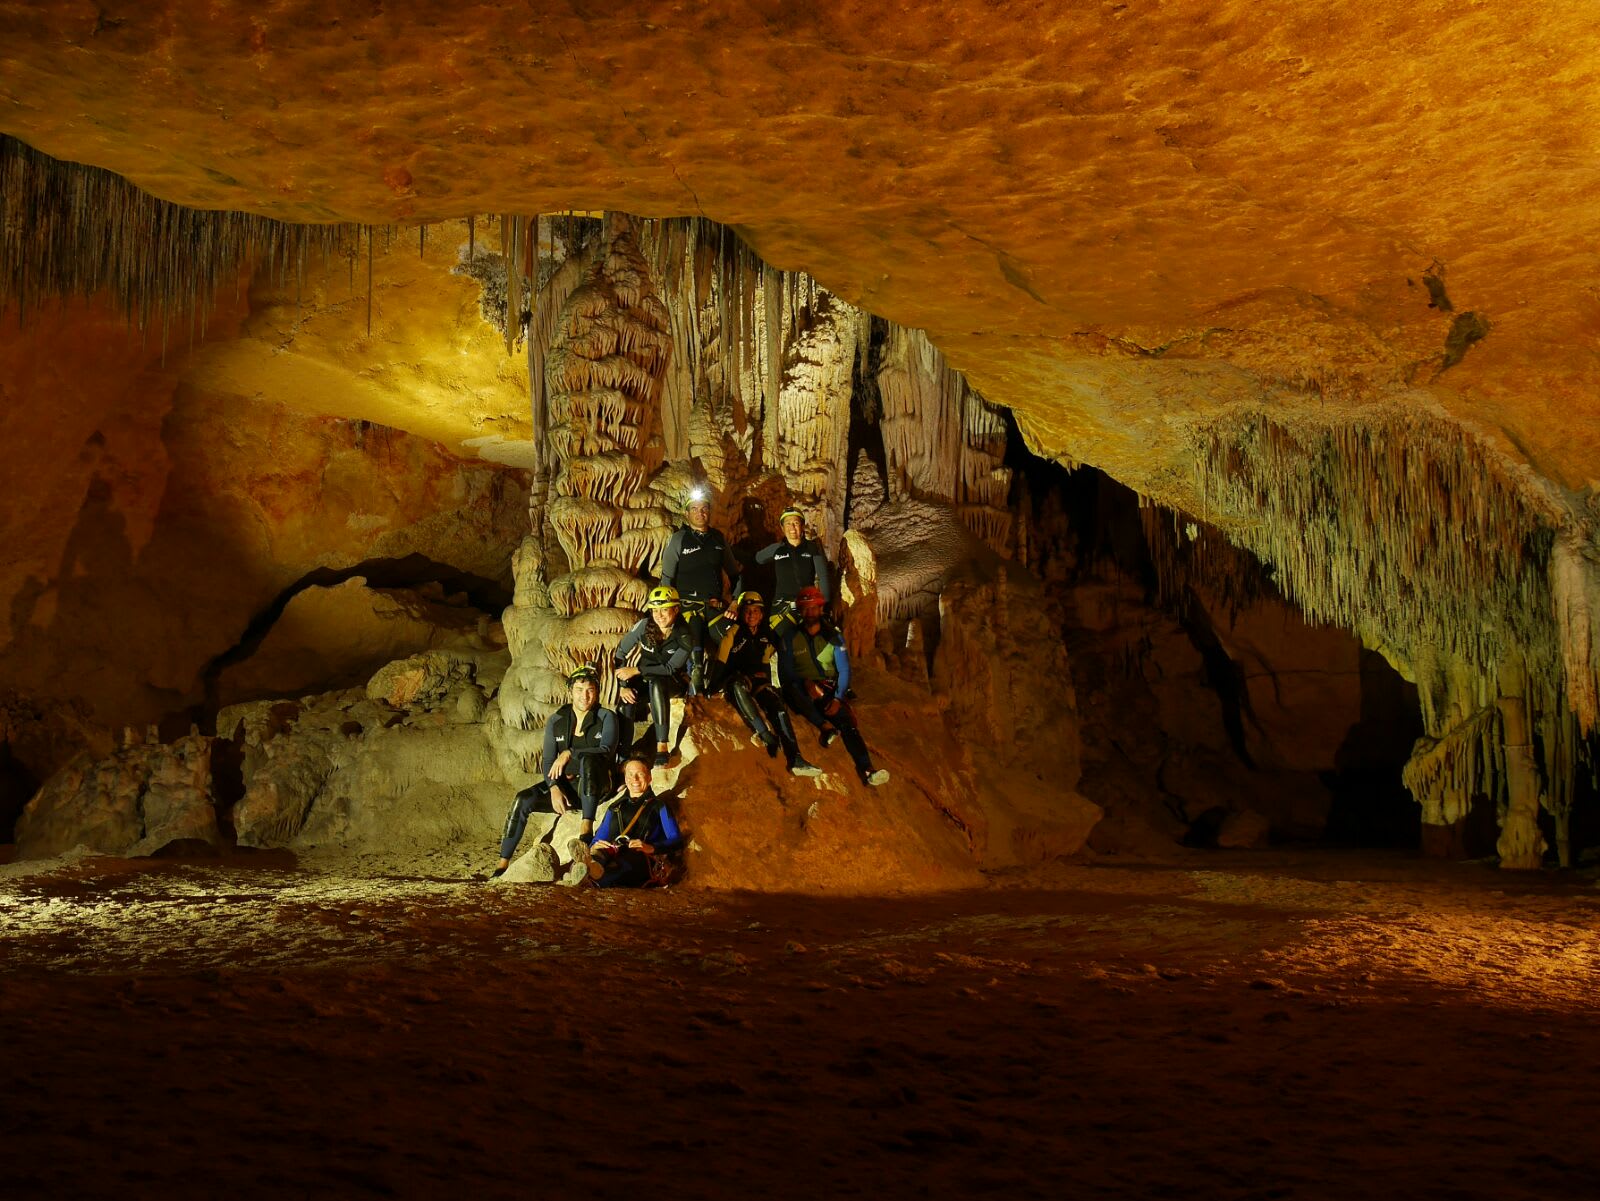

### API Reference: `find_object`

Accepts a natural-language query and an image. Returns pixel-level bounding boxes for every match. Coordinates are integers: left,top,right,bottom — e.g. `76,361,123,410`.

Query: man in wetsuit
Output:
658,486,740,694
774,584,890,787
753,506,830,615
613,585,696,768
707,590,823,778
492,665,619,876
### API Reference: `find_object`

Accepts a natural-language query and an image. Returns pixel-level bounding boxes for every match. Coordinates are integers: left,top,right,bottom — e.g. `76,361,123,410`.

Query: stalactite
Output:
0,134,364,329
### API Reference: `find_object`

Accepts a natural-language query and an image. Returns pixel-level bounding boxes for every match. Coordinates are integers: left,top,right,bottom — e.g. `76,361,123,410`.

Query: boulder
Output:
16,734,220,859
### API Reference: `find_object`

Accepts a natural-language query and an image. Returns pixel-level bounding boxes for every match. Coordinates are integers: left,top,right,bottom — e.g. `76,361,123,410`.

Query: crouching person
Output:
613,585,695,768
492,666,618,878
775,585,890,787
708,590,822,777
580,757,685,888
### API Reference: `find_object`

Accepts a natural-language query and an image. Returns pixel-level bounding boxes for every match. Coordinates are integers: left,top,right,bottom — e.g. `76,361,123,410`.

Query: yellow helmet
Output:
734,590,766,613
645,585,681,610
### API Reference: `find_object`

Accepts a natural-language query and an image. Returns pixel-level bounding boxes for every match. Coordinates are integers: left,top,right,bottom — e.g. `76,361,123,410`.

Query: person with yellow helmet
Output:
774,584,889,787
612,584,695,768
491,664,619,877
659,485,741,694
753,505,830,613
706,590,823,777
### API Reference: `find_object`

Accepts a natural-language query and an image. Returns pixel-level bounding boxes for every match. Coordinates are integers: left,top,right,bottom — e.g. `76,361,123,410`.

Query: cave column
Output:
1494,657,1546,870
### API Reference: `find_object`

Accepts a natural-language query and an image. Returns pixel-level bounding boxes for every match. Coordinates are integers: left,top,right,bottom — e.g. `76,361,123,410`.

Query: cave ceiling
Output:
4,1,1600,504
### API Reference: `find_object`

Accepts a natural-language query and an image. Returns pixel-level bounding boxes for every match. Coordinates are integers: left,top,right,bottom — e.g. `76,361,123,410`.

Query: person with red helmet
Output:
774,584,890,787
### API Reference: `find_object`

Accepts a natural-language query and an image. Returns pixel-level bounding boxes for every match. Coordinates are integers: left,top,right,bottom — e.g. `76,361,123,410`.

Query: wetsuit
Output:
659,525,740,689
706,612,808,769
612,616,695,747
773,613,880,781
498,703,619,860
591,791,685,888
753,538,831,610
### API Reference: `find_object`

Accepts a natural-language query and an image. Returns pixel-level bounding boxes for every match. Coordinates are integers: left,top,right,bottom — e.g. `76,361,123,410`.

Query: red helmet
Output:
796,585,826,619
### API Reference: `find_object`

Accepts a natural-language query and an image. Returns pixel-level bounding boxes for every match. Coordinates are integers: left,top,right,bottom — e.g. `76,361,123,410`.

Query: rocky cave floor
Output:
2,849,1598,1200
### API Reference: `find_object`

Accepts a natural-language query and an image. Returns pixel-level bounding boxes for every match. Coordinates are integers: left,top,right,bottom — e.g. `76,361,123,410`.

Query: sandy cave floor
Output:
2,850,1598,1200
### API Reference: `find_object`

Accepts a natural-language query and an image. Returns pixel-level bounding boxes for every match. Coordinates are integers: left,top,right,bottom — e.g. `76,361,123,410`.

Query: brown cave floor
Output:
3,851,1598,1200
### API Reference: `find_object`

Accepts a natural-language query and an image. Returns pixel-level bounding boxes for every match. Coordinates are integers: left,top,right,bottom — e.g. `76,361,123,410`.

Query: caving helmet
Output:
687,485,713,509
645,585,682,610
779,506,805,527
567,664,599,687
796,584,827,620
734,589,766,616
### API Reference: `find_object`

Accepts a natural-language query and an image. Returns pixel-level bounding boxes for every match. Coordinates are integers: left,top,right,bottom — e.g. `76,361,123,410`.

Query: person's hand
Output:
547,750,573,780
615,665,640,681
590,839,616,853
631,842,655,856
619,686,638,705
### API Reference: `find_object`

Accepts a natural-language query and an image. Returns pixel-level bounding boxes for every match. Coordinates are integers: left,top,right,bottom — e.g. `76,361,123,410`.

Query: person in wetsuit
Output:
613,585,696,768
707,590,823,777
492,665,619,876
658,486,740,694
774,584,890,787
753,506,830,614
576,756,686,889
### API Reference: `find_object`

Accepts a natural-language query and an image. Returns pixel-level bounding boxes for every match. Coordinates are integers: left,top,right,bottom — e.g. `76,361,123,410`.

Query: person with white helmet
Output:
612,585,696,768
659,485,741,693
753,506,830,614
707,590,823,777
774,584,890,787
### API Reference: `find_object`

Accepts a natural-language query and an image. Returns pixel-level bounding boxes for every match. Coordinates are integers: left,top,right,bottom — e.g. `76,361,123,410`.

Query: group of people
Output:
492,491,891,886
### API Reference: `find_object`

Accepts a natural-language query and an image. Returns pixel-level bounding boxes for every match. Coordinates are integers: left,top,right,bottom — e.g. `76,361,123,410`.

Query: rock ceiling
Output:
3,0,1600,504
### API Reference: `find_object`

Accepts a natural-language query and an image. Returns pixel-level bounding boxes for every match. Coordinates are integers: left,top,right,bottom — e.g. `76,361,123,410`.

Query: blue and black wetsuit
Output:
612,616,695,747
774,613,880,781
498,703,619,860
592,791,685,888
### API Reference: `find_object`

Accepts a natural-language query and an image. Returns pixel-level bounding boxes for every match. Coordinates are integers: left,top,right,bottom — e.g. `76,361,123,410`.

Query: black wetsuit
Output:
612,616,695,746
498,703,620,859
660,524,740,688
707,613,807,769
754,538,831,608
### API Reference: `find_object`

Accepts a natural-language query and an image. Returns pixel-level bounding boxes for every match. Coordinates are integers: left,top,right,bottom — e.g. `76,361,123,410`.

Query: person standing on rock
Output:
492,665,619,877
569,756,685,888
613,585,696,768
659,485,741,694
753,506,830,615
707,590,823,778
774,585,890,787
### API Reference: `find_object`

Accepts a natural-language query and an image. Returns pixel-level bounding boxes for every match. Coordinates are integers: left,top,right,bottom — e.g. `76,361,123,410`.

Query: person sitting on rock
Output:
613,585,696,768
492,665,619,877
774,584,890,787
707,590,823,777
572,756,686,889
659,484,741,695
753,506,831,615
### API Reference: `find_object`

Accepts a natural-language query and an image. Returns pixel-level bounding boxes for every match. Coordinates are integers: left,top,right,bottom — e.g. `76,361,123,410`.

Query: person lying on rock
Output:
493,665,619,877
613,585,695,768
753,506,830,615
573,756,685,888
707,589,823,777
659,484,741,696
774,585,890,788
